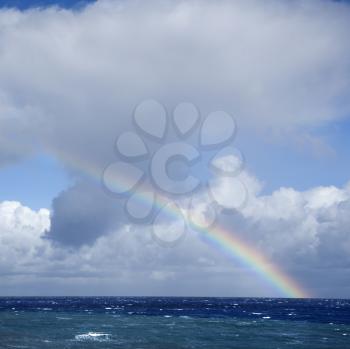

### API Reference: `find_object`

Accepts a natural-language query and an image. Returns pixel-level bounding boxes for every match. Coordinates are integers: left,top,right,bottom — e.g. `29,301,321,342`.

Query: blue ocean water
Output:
0,297,349,348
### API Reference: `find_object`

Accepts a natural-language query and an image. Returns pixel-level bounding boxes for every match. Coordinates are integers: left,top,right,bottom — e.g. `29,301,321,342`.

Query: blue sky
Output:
0,0,95,10
238,117,350,194
0,154,70,210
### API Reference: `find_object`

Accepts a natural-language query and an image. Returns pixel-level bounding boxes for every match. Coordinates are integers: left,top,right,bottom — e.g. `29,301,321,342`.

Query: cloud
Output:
0,0,349,296
0,0,349,159
47,180,124,246
0,0,348,245
217,174,350,270
0,201,50,274
1,170,350,297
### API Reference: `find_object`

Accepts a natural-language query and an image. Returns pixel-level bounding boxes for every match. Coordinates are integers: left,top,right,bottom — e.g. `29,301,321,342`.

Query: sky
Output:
0,0,94,10
0,0,350,298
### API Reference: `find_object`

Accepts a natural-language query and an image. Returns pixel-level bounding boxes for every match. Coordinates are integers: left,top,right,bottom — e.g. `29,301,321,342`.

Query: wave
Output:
75,332,111,342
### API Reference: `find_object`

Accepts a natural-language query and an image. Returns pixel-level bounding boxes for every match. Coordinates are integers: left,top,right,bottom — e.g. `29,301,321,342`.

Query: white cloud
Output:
236,177,350,267
1,172,350,297
0,201,50,272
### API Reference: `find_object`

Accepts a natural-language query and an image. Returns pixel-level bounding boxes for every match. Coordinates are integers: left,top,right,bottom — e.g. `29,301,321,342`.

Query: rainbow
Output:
192,223,308,298
52,150,310,298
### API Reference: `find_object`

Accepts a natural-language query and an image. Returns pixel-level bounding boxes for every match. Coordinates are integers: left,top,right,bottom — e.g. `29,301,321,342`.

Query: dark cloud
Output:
47,180,124,246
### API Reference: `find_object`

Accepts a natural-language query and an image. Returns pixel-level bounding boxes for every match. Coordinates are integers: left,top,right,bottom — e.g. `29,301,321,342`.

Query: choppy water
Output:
0,297,349,348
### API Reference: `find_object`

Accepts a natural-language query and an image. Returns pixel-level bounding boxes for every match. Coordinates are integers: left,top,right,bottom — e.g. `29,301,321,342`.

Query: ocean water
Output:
0,297,349,348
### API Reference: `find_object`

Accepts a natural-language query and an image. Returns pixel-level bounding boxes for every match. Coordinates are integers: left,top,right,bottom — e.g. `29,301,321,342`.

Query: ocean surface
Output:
0,297,349,348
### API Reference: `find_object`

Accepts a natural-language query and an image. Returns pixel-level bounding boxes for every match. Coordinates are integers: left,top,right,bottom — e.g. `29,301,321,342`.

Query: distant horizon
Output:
0,295,349,300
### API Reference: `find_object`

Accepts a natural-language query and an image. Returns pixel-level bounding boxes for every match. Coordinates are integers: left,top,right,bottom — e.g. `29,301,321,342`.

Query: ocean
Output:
0,297,349,348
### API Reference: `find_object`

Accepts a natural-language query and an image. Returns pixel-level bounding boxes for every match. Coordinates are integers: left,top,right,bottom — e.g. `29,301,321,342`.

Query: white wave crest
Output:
75,332,111,342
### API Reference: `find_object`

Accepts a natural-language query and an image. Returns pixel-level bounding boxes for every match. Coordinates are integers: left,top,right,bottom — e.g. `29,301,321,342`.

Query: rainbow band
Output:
192,223,308,298
53,151,310,298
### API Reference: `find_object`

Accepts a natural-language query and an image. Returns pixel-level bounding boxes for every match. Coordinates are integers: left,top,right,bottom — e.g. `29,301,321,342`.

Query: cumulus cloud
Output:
1,170,350,297
214,174,350,272
48,180,125,246
0,201,50,274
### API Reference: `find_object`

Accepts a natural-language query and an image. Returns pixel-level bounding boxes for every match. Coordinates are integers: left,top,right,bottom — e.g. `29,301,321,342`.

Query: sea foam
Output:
75,332,111,341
